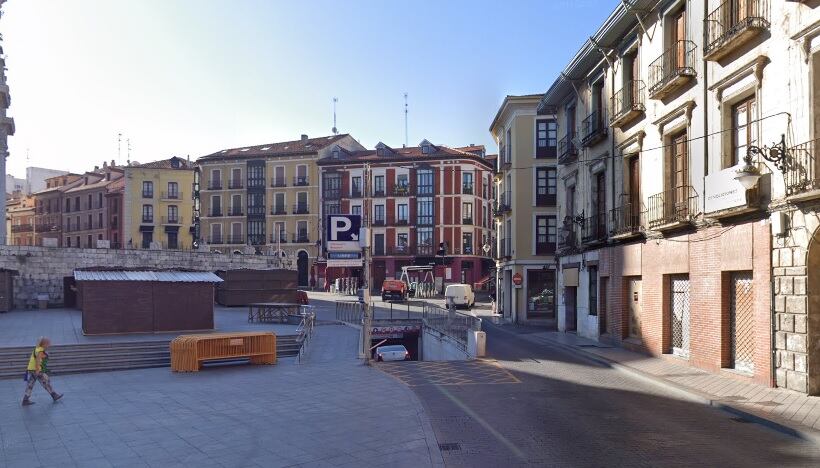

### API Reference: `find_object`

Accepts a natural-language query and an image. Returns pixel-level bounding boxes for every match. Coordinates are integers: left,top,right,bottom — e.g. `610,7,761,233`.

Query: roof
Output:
198,134,349,162
488,94,543,133
74,270,223,283
317,143,494,169
130,156,192,170
64,173,123,193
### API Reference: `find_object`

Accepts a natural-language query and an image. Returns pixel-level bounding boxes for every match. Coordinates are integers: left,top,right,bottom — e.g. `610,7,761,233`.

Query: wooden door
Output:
670,133,688,218
565,287,577,331
628,156,641,223
595,172,606,236
673,9,686,68
628,278,642,340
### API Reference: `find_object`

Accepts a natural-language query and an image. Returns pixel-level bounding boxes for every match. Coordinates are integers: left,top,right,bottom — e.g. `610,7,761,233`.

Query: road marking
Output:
377,360,521,386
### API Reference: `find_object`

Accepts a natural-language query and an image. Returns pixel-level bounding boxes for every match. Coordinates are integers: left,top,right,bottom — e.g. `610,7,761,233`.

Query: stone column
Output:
0,0,15,246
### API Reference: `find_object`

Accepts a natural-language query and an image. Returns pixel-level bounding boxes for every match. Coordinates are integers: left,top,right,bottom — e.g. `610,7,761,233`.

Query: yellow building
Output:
196,134,365,286
122,156,195,249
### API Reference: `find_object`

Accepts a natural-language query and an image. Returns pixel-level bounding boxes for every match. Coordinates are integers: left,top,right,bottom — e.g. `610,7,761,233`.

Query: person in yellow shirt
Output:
22,336,63,406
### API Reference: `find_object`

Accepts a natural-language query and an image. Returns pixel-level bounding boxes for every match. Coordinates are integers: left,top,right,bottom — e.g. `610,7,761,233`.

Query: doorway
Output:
670,275,691,358
297,251,309,287
627,278,642,340
729,272,755,373
565,286,577,332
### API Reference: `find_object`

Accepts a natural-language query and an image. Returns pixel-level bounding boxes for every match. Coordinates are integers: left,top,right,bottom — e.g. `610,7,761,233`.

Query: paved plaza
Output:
0,324,443,468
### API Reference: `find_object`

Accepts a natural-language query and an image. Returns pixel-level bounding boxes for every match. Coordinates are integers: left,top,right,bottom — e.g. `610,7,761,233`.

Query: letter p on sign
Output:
330,216,351,241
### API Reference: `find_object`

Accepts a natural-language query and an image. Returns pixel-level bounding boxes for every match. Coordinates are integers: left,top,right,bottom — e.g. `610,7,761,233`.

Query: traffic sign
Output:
326,214,362,252
512,273,523,286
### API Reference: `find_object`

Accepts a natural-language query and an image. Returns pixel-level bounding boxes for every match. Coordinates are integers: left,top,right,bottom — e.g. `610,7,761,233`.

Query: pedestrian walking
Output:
22,336,63,406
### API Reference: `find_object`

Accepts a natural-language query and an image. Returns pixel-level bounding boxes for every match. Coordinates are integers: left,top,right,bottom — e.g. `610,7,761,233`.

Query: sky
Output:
2,0,615,178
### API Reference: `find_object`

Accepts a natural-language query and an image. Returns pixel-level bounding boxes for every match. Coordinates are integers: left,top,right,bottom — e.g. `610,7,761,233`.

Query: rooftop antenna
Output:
404,92,408,148
332,97,338,135
117,133,122,162
127,138,131,166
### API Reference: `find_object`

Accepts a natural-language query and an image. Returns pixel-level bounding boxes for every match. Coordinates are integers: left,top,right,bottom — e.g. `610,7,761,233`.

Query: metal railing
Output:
372,218,385,226
11,224,33,233
207,181,222,190
333,278,361,296
293,204,309,214
610,197,645,237
271,177,287,187
416,245,435,256
270,233,288,243
647,186,700,228
558,222,578,251
558,134,578,163
161,191,182,200
610,80,646,125
648,40,698,97
421,302,481,350
336,300,364,324
373,189,386,197
462,183,474,195
271,205,287,215
293,176,309,186
462,217,473,225
296,307,316,364
493,192,512,216
228,207,244,216
581,110,607,146
392,185,412,196
225,235,245,244
228,179,244,189
161,216,180,224
141,191,153,198
208,208,223,217
351,188,363,198
786,138,820,196
704,0,770,59
582,212,608,243
293,233,310,243
141,216,154,223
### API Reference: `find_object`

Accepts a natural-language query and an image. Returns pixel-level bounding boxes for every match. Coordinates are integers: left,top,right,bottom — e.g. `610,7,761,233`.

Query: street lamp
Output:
734,134,789,190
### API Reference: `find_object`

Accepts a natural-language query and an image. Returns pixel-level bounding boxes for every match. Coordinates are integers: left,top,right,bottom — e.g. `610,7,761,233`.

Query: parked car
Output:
381,279,408,301
375,345,410,362
445,283,475,309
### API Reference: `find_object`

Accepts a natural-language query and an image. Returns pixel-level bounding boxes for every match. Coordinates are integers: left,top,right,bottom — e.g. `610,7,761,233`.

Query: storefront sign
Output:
371,325,420,339
705,165,748,213
327,258,363,267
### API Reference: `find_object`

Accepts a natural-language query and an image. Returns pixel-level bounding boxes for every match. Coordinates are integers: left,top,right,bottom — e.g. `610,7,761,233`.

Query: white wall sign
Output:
705,165,748,213
327,258,363,268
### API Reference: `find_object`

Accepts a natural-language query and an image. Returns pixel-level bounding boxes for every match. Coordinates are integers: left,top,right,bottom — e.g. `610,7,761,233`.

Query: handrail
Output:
704,0,770,57
296,306,316,364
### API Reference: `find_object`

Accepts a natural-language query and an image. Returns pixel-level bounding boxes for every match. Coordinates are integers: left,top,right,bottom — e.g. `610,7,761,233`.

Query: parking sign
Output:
325,214,362,252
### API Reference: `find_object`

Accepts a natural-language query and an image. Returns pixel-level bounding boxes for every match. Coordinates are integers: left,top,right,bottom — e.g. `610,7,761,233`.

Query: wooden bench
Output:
170,332,277,372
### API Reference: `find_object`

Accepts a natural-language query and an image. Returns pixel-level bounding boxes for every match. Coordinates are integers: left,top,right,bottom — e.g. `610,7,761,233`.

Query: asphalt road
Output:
401,319,820,468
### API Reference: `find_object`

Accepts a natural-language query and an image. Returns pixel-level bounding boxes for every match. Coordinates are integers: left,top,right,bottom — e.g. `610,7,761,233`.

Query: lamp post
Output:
734,134,789,190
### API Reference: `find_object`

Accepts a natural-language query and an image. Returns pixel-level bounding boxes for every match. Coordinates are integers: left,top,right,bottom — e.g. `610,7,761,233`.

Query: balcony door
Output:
628,156,641,223
670,132,688,217
673,8,686,68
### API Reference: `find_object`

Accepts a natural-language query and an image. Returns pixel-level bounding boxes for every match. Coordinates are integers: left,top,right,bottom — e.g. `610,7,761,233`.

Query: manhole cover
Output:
438,443,462,451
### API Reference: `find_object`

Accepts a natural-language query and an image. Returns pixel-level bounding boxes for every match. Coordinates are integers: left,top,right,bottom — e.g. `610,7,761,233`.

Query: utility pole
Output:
362,162,373,365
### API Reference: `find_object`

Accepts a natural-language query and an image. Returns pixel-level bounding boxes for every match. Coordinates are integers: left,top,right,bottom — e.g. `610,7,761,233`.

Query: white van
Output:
445,283,475,309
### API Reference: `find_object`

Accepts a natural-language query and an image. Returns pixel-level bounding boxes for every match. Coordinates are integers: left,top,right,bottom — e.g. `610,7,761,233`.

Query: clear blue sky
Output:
3,0,615,177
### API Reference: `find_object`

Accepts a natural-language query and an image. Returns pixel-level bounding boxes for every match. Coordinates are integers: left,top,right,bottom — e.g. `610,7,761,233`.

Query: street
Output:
389,313,820,467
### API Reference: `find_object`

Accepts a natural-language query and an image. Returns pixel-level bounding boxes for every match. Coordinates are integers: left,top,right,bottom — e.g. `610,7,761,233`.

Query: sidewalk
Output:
496,324,820,444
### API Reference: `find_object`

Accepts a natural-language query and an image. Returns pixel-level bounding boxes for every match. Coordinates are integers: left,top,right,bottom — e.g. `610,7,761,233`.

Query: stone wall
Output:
0,245,291,309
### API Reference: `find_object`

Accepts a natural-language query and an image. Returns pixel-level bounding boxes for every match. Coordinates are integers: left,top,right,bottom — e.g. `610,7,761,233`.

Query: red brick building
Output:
317,140,494,291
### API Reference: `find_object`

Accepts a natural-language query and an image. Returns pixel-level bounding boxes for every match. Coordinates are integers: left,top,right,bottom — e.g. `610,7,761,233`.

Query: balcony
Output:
416,245,436,256
293,204,309,215
227,207,244,216
785,138,820,200
271,205,287,215
228,179,244,189
141,216,154,224
142,191,154,199
392,218,409,226
161,191,182,200
581,110,607,147
292,233,310,243
581,213,608,245
225,236,245,245
271,177,287,188
462,217,473,225
161,216,180,225
499,146,511,170
11,224,33,233
351,188,363,198
493,193,512,217
558,134,578,164
501,238,511,259
207,181,222,190
558,221,578,252
208,209,223,217
392,185,412,197
704,0,770,61
610,197,645,239
208,236,223,244
372,218,386,227
610,81,646,128
647,186,700,230
462,183,474,195
648,40,698,100
390,244,412,255
323,189,341,199
270,233,288,244
293,176,309,186
373,189,386,197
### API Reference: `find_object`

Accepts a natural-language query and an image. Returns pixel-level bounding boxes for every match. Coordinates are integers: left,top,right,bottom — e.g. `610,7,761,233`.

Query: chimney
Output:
301,134,308,141
111,159,115,167
103,161,108,168
94,165,99,171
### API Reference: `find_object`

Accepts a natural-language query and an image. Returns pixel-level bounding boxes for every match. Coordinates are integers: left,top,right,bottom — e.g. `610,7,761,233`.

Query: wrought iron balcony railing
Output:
704,0,770,61
271,205,287,215
610,196,645,238
270,233,288,244
161,191,182,200
785,138,820,197
11,224,33,233
582,212,608,244
293,233,310,243
271,177,287,187
558,222,578,251
392,185,412,196
648,40,698,99
647,186,700,229
462,217,473,225
462,183,474,195
293,176,309,186
228,207,244,216
161,216,180,225
493,192,512,216
293,204,309,215
558,134,578,164
610,80,645,127
581,110,607,147
207,181,222,190
323,188,341,199
228,179,244,189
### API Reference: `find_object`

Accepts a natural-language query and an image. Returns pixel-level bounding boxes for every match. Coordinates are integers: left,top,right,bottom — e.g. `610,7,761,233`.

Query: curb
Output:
486,322,820,445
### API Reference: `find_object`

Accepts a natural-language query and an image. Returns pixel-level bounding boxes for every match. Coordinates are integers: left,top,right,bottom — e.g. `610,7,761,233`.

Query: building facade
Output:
106,177,125,248
123,157,196,250
197,134,366,287
490,95,559,325
8,194,35,246
534,0,820,392
32,174,84,247
317,140,495,292
62,168,124,248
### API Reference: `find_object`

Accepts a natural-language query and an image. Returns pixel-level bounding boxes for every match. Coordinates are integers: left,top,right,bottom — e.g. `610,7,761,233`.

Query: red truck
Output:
381,280,408,302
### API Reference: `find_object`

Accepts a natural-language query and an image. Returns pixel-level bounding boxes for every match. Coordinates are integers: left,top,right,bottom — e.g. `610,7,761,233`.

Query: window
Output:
248,162,266,189
66,237,71,247
417,227,433,247
65,198,71,213
87,235,92,248
536,215,556,255
374,233,385,255
168,205,178,223
505,128,512,163
397,232,409,252
536,119,558,158
142,205,153,222
731,96,757,167
462,172,473,194
323,173,340,197
296,165,308,185
417,198,434,225
210,169,222,189
248,192,264,215
323,202,340,215
167,231,178,249
273,222,286,243
87,194,92,210
75,197,80,211
273,193,285,214
231,194,242,216
352,176,362,196
274,166,286,187
297,192,308,213
374,204,385,224
98,192,103,208
422,144,431,154
417,169,433,196
397,204,408,223
98,213,103,229
536,167,557,206
211,195,222,216
230,168,242,188
141,231,153,249
248,220,265,245
374,175,385,196
588,266,598,316
142,181,153,198
462,232,473,255
352,205,361,216
462,202,473,224
297,221,308,242
87,214,92,229
397,174,409,191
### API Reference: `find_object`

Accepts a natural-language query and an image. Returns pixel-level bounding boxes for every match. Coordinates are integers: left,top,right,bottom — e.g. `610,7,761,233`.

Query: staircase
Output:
0,335,301,379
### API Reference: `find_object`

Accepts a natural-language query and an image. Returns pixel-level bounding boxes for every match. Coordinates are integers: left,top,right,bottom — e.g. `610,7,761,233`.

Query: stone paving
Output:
510,327,820,442
0,323,443,468
0,306,299,347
